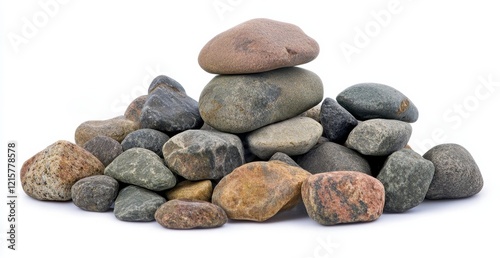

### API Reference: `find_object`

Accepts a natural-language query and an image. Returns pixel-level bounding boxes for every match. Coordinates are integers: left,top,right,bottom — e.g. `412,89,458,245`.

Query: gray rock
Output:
199,67,323,133
163,130,245,180
104,148,176,191
83,136,123,167
297,142,371,175
71,175,119,212
336,83,419,122
269,152,300,167
320,97,358,144
121,128,170,158
345,119,412,156
140,75,203,134
114,185,166,222
423,144,483,199
247,116,323,159
377,149,435,213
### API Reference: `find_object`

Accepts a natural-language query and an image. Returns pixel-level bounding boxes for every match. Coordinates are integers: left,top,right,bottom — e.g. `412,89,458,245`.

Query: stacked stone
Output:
20,18,484,229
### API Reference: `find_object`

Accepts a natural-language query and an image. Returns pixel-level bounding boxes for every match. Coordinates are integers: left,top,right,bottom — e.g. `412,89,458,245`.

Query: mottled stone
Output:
423,144,483,199
124,95,147,123
297,142,371,175
83,136,123,167
377,149,435,213
337,83,419,122
166,180,213,202
320,97,358,144
155,199,227,229
301,171,385,225
71,175,119,212
269,152,300,167
199,67,323,134
300,104,321,122
140,75,203,134
104,148,176,191
121,128,169,158
212,161,311,221
247,117,323,159
114,185,166,222
163,130,244,180
75,116,139,146
21,140,104,201
198,18,319,74
345,119,412,156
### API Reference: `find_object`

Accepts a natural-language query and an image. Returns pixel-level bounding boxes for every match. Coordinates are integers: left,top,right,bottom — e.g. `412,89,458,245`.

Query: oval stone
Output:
155,199,227,229
71,175,119,212
121,128,169,158
336,83,419,122
75,116,139,146
83,136,123,167
199,67,323,134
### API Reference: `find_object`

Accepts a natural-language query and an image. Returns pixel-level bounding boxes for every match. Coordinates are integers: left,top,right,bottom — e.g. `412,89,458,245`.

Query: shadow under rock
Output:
227,201,310,225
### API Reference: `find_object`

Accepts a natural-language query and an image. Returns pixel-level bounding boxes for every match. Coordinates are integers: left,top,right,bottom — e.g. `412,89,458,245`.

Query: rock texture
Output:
124,95,147,123
75,116,139,146
155,199,227,229
71,175,119,212
198,18,319,74
166,180,213,202
320,97,358,144
114,185,166,222
82,136,123,167
21,140,104,201
121,128,169,158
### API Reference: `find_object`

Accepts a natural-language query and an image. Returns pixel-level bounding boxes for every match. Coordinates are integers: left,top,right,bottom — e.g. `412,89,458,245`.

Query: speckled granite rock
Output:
198,18,319,74
114,185,166,222
423,144,483,199
301,171,385,225
21,140,104,201
83,136,123,167
71,175,119,212
75,116,139,146
212,161,311,221
166,180,213,202
155,199,227,229
377,149,435,212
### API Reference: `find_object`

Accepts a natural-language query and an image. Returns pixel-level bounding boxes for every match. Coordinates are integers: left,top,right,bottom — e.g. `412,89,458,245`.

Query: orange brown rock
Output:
166,180,213,202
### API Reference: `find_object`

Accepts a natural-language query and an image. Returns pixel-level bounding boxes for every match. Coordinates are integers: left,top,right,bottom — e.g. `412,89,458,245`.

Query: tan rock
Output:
166,180,213,202
74,116,139,146
155,199,227,229
124,95,147,123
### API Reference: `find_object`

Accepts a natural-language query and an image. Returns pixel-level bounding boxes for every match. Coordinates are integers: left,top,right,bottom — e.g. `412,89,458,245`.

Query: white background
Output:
1,0,499,257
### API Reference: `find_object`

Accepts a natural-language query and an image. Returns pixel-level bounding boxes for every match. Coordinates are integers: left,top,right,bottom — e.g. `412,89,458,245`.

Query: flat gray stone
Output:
199,67,323,134
140,75,203,134
163,130,245,180
71,175,119,212
345,119,412,156
104,148,176,191
297,142,371,175
247,117,323,159
320,97,358,144
337,83,419,122
114,185,166,222
121,128,169,158
377,149,435,213
423,144,483,199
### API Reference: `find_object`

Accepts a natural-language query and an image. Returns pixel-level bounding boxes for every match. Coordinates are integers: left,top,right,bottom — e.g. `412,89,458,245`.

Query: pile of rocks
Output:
21,18,483,229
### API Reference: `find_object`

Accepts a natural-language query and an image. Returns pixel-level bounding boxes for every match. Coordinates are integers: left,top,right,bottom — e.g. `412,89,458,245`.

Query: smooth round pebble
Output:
71,175,119,212
155,199,227,229
75,116,139,146
121,128,169,158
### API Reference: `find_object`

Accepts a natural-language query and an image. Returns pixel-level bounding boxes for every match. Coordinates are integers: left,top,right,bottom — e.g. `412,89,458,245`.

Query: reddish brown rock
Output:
75,116,139,146
124,95,147,123
166,180,213,202
155,199,227,229
21,140,105,201
198,18,319,74
301,171,385,225
212,161,311,222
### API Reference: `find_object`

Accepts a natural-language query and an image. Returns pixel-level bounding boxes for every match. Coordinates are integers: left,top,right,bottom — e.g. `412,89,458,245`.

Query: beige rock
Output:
74,116,139,146
166,180,213,202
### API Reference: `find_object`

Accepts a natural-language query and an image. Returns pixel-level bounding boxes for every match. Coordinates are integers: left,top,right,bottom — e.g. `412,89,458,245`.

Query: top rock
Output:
198,18,319,74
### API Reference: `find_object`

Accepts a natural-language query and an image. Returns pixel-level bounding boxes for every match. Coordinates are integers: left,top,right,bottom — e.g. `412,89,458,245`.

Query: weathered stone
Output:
423,144,483,199
104,148,176,191
297,142,371,175
166,180,213,202
75,116,139,146
199,67,323,134
163,130,244,180
345,119,412,156
140,75,203,134
337,83,419,122
301,171,385,225
300,104,321,122
155,199,227,229
71,175,119,212
377,149,435,213
320,97,358,144
124,95,147,123
121,128,169,158
21,140,104,201
198,18,319,74
114,185,166,222
269,152,300,167
212,161,311,222
247,116,323,159
83,136,123,167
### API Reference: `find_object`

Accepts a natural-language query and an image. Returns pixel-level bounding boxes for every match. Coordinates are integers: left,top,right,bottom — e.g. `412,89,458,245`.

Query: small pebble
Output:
166,180,213,202
71,175,119,212
114,185,166,222
121,128,169,158
83,136,123,167
320,97,358,144
155,199,227,229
